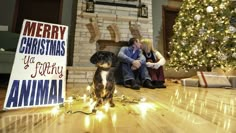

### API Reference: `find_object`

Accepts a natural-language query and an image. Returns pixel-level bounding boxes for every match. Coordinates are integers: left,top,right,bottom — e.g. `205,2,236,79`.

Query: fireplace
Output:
96,40,128,67
66,0,153,86
96,40,128,54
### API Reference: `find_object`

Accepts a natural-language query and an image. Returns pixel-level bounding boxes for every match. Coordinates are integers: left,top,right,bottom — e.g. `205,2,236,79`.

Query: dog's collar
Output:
99,67,110,71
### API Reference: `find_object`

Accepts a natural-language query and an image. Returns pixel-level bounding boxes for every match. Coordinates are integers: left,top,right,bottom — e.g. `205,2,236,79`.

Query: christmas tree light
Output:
168,0,236,71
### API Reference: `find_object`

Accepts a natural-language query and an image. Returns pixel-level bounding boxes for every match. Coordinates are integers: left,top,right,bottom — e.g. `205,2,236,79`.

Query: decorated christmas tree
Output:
168,0,236,72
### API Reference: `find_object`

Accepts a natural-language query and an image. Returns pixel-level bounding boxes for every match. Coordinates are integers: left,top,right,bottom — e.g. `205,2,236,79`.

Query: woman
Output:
141,38,166,88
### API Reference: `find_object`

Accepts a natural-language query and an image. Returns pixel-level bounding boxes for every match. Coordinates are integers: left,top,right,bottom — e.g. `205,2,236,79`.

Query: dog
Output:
90,51,117,107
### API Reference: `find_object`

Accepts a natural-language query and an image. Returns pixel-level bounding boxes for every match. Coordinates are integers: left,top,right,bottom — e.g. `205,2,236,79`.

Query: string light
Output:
83,94,87,102
86,85,91,92
84,115,90,129
67,96,73,103
103,103,110,112
51,105,60,116
96,111,105,122
50,83,151,117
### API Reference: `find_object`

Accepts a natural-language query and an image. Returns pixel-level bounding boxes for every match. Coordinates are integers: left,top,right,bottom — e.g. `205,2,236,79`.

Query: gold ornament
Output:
207,54,212,57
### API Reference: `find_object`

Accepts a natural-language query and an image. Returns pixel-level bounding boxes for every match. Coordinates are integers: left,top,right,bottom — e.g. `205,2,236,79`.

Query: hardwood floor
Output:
0,81,236,133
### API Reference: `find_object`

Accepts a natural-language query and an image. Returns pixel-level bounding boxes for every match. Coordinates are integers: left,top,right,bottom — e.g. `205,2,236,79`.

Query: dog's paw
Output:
95,100,103,107
96,103,102,107
110,102,115,107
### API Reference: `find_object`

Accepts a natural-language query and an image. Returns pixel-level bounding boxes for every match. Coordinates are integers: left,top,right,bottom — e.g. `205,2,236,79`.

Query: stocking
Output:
129,22,142,39
107,23,121,42
86,22,101,43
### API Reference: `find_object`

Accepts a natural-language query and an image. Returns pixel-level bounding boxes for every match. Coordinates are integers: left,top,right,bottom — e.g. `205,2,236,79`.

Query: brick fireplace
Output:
67,0,153,87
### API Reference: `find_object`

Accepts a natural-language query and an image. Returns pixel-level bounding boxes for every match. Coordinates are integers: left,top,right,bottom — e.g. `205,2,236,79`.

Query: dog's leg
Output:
95,98,103,107
106,82,115,107
109,97,115,107
109,87,115,107
94,83,104,107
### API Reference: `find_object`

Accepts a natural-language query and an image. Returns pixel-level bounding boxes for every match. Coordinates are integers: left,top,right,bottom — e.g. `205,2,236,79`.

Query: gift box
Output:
181,78,199,87
228,76,236,88
197,71,232,88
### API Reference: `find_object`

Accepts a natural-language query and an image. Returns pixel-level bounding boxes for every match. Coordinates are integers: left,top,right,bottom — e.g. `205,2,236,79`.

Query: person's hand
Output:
153,63,161,69
146,62,154,68
132,60,141,70
131,65,138,70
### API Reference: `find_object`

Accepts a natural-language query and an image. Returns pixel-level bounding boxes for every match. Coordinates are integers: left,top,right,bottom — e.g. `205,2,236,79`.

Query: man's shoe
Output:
124,80,132,88
131,83,140,90
143,80,155,89
124,80,140,90
130,80,140,90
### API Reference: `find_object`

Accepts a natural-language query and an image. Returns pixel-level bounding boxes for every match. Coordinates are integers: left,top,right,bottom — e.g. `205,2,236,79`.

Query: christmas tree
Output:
168,0,236,72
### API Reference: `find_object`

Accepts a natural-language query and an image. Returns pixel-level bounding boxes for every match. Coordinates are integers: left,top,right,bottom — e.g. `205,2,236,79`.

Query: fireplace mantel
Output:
80,12,149,23
96,40,128,55
95,1,138,8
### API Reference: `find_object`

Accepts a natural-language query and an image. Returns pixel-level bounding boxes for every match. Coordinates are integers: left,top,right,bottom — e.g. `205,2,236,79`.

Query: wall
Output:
0,0,74,32
67,0,153,86
152,0,182,55
152,0,167,49
72,0,153,67
0,0,75,65
0,0,16,31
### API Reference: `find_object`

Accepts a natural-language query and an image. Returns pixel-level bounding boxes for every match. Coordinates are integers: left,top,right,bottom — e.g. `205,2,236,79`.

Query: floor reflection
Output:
1,110,54,133
168,86,236,132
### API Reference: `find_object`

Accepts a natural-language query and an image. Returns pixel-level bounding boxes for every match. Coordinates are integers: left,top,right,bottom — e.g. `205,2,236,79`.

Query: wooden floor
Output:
0,81,236,133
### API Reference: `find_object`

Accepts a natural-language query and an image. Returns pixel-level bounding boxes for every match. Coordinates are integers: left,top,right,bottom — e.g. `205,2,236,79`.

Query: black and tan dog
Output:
90,51,116,107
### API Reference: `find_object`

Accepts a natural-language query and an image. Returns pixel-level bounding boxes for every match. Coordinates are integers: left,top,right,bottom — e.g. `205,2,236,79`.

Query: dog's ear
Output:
90,52,99,64
105,52,117,66
104,51,116,62
111,52,117,65
90,51,117,65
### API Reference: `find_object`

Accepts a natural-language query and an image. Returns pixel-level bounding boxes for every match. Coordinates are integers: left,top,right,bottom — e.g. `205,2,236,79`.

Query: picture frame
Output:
86,0,95,13
138,4,148,18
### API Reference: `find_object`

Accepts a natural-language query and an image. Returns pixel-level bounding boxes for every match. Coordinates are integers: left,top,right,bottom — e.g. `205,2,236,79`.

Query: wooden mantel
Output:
80,12,149,23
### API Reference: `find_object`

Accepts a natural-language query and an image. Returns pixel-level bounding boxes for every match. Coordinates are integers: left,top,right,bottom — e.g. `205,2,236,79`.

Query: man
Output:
117,38,155,90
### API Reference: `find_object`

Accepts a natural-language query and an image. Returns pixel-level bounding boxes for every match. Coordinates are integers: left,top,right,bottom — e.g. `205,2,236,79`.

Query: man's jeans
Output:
120,63,151,84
